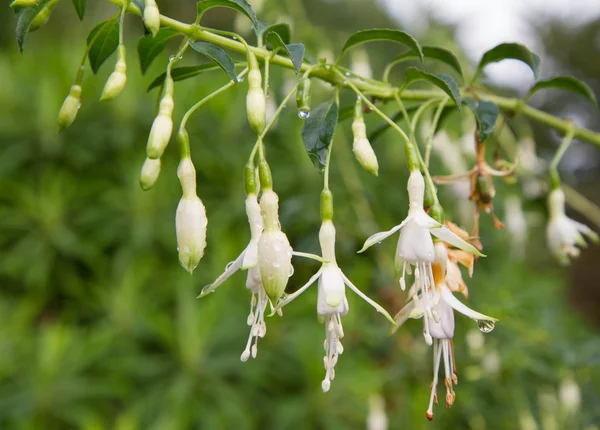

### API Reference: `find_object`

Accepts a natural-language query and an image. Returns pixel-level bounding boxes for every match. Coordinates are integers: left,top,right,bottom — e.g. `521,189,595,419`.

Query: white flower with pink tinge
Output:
393,242,497,421
359,170,483,335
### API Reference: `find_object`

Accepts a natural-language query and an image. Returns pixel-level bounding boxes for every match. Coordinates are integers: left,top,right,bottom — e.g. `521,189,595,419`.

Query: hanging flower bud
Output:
352,99,378,176
296,77,311,119
257,188,293,304
175,157,207,273
57,84,82,132
147,75,174,159
10,0,38,8
29,0,59,32
143,0,160,37
246,52,266,135
100,46,127,101
139,157,161,190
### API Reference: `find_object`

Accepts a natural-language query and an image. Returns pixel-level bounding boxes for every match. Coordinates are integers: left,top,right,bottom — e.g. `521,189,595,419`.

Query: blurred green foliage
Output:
1,1,600,429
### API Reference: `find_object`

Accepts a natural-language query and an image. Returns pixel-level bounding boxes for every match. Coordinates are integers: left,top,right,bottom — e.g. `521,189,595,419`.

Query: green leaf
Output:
388,45,463,78
302,99,339,171
197,0,259,30
148,64,238,91
87,17,120,74
474,43,540,81
403,67,461,107
137,28,179,74
265,31,304,73
15,0,53,54
72,0,86,20
337,29,423,64
463,98,499,142
188,41,238,82
260,23,290,44
526,76,597,107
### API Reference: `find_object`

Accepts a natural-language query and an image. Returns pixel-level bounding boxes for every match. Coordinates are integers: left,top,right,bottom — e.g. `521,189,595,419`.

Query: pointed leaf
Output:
137,28,180,74
188,41,238,82
15,0,53,54
260,23,290,44
337,29,423,64
388,45,463,78
526,76,597,107
404,67,461,107
72,0,86,20
87,17,120,74
197,0,259,30
463,98,499,143
266,30,304,73
474,42,540,81
147,64,241,91
301,98,339,171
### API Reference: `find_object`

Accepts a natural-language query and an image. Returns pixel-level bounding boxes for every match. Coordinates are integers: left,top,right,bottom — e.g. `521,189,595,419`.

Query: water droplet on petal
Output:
477,319,495,333
298,109,310,119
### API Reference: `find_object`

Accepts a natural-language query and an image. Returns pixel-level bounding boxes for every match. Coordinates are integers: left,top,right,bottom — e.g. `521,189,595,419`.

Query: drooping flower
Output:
199,193,276,361
359,170,482,320
546,187,598,265
392,242,497,420
275,220,395,392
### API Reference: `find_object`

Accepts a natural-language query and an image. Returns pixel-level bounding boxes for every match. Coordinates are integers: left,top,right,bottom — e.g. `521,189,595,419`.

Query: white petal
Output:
441,285,497,322
358,218,409,253
342,273,396,325
320,263,345,308
411,209,441,229
573,219,599,243
242,240,259,269
198,251,245,297
397,218,435,263
430,225,485,256
271,268,322,313
427,299,455,339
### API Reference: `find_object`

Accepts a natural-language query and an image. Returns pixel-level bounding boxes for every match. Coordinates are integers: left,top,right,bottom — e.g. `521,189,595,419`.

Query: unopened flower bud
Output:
57,85,82,132
257,189,292,303
352,100,378,176
143,0,160,37
139,157,161,190
10,0,38,8
175,157,207,273
147,83,174,159
100,46,127,101
175,194,207,273
246,54,265,134
296,77,311,119
29,0,58,32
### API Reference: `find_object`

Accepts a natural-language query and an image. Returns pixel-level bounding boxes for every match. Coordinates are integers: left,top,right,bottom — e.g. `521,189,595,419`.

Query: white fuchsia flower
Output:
392,242,497,420
546,188,598,265
359,170,483,321
274,220,395,392
199,193,275,361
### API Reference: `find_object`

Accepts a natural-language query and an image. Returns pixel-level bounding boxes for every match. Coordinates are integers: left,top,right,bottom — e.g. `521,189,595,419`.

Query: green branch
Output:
107,0,600,148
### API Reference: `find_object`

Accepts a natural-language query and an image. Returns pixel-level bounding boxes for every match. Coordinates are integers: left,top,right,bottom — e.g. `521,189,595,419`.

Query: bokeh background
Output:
1,0,600,429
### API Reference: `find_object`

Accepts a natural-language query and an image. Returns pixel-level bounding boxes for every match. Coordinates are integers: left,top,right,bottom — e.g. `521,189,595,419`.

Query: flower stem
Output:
549,124,576,190
106,0,600,148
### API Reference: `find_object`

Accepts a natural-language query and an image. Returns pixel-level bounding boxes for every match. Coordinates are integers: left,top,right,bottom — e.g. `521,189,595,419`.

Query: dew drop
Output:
225,260,235,271
477,319,496,333
298,109,310,119
232,36,237,40
344,71,351,77
237,76,245,83
77,102,82,109
343,80,348,85
169,55,176,61
266,92,271,98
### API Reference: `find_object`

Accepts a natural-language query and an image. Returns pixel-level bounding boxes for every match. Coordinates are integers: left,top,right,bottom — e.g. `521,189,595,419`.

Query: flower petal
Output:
357,218,409,253
412,209,442,229
431,226,485,257
573,220,599,243
270,268,322,314
440,285,497,322
342,273,396,325
390,299,423,334
198,251,245,298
